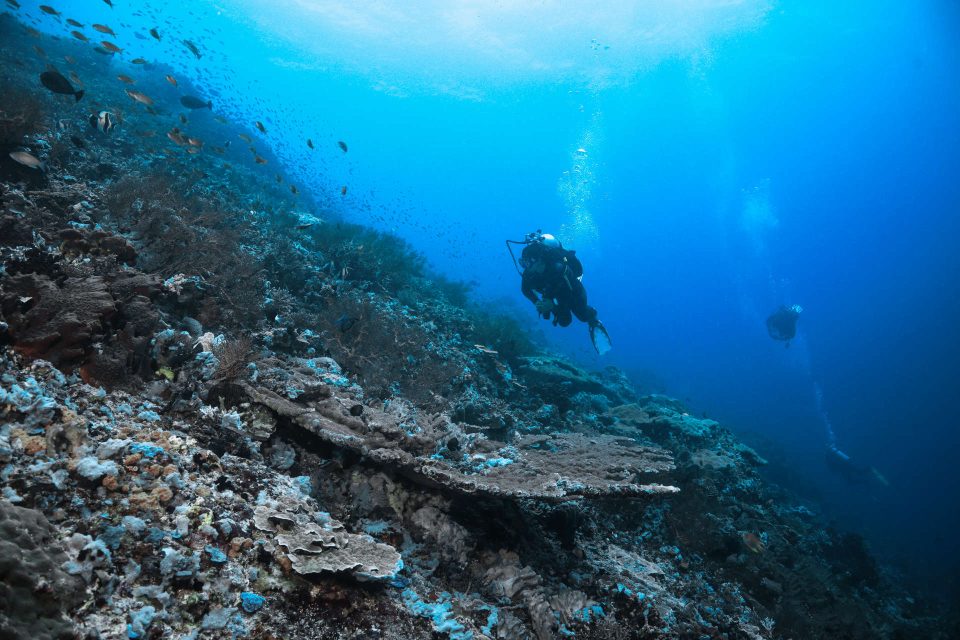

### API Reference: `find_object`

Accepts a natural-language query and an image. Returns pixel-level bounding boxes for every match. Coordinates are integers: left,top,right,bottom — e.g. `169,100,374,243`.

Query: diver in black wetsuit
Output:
766,304,803,347
507,231,611,354
825,445,889,487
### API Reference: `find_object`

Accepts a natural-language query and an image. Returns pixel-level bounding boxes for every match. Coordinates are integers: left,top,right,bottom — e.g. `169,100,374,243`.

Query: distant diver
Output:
825,445,889,487
766,304,802,347
507,230,611,355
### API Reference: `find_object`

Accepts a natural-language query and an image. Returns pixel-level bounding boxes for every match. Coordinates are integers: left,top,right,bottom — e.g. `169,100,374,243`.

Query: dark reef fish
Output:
39,4,59,16
183,40,202,59
150,27,161,41
7,0,21,10
66,18,82,27
70,30,88,41
166,74,177,87
40,70,84,101
307,138,314,149
180,95,212,110
255,121,266,133
89,111,117,134
337,140,348,152
92,23,115,36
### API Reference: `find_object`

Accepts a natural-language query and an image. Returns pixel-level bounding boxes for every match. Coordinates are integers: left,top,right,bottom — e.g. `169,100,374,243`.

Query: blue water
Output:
16,0,960,595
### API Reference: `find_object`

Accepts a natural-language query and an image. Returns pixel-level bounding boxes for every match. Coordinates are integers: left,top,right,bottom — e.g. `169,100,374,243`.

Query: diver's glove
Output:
535,298,554,318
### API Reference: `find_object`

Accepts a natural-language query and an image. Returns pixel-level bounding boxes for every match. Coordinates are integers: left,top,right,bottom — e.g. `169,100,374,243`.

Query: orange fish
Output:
117,74,135,84
165,74,177,87
92,23,115,36
742,532,765,554
254,155,267,165
340,185,347,196
66,18,82,27
131,58,147,64
70,30,88,41
100,41,122,54
125,89,153,106
166,127,186,145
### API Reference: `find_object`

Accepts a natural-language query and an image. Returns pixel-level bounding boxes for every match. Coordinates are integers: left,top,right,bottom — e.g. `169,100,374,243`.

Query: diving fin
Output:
589,322,612,355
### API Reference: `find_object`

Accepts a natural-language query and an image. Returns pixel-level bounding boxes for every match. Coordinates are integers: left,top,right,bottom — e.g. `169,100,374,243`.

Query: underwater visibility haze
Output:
1,0,958,637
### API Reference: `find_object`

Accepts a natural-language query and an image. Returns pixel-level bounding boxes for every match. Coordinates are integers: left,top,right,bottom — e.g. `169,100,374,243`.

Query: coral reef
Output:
0,11,955,640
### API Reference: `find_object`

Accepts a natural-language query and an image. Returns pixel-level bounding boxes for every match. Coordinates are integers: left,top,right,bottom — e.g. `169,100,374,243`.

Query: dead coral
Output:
254,504,402,582
239,378,678,501
0,501,82,640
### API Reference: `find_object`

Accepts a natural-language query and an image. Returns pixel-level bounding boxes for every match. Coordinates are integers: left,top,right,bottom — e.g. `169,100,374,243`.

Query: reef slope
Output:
0,12,953,640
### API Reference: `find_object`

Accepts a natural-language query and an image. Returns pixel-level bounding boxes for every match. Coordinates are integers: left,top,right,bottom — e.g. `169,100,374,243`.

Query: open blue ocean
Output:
4,0,959,634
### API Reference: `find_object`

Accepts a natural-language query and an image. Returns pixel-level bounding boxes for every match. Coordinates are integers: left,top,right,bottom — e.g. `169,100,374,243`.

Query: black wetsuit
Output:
520,243,597,328
766,305,800,342
825,447,873,485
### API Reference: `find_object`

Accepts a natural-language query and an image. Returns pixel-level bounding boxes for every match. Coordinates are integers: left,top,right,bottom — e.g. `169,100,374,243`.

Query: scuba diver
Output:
506,230,612,354
825,444,890,487
766,304,803,347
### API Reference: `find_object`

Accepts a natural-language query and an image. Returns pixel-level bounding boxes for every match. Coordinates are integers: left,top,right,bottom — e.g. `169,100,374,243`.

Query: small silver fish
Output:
9,150,45,171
